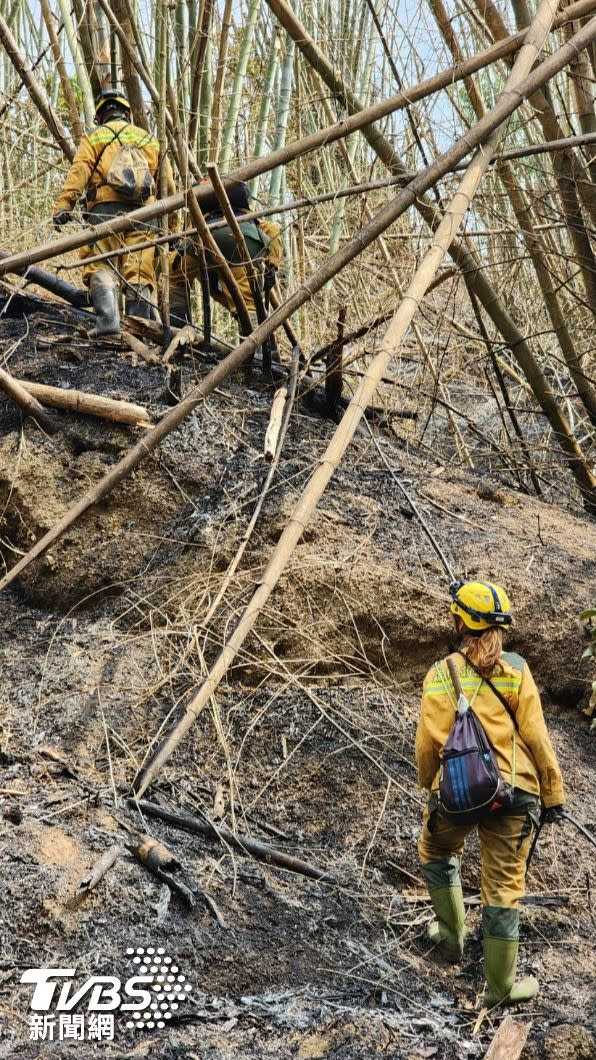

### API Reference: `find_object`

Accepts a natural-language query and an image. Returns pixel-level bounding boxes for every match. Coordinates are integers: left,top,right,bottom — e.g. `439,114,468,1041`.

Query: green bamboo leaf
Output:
580,608,596,622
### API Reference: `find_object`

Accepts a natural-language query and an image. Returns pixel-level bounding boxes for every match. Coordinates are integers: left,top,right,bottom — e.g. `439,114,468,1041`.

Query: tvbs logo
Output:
20,947,192,1043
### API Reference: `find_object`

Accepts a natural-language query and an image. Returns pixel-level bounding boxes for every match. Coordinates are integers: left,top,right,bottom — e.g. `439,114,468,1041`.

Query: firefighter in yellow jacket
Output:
168,178,282,334
52,89,177,337
415,580,565,1006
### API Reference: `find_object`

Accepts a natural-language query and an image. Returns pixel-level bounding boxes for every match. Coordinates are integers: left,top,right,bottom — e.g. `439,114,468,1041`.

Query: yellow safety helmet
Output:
449,579,512,633
94,89,131,120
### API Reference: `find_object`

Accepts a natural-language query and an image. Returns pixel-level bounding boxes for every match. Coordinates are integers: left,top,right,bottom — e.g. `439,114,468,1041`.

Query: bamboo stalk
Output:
132,5,596,798
210,0,233,160
187,0,213,153
56,0,95,124
39,0,82,141
0,12,75,160
268,33,295,203
111,0,148,129
219,0,262,167
156,0,170,342
264,386,287,459
4,0,596,276
249,33,280,197
4,16,596,603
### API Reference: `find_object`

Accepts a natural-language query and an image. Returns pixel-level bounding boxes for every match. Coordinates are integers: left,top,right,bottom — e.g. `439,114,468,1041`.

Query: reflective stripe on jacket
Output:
53,119,178,230
415,650,565,808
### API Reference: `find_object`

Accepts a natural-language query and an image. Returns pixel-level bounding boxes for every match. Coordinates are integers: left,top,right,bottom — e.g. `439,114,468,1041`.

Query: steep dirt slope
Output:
0,302,594,1059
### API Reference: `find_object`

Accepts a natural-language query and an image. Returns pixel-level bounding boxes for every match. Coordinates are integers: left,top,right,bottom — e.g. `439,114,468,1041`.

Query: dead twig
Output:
129,798,338,885
70,845,123,907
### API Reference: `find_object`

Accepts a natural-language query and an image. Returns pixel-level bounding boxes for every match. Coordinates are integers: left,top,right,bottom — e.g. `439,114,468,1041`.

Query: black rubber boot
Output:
125,284,155,320
88,271,121,338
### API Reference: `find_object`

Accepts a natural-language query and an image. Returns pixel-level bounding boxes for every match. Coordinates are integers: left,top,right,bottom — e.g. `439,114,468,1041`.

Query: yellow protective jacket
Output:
54,119,178,230
250,216,282,269
415,651,565,808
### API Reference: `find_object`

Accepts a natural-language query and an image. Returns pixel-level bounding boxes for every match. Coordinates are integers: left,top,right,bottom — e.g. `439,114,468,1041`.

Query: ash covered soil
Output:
0,300,595,1059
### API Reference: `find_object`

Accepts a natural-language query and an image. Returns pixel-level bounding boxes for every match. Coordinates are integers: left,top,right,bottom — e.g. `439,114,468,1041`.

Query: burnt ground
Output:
0,298,595,1059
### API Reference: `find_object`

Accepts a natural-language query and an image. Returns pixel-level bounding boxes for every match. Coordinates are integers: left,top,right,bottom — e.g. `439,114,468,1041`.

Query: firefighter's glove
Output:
53,210,73,229
541,805,565,824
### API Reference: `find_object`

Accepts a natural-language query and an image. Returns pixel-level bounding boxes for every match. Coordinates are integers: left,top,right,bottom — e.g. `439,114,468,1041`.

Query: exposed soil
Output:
0,301,595,1059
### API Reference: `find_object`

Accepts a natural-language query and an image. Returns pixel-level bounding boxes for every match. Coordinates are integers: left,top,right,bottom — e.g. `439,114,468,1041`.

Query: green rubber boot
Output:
422,860,467,962
483,907,539,1006
427,886,467,961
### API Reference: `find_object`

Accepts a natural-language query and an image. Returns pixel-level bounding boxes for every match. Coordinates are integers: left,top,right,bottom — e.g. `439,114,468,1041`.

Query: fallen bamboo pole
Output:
132,4,596,797
0,368,60,435
2,20,595,600
16,381,151,427
2,0,596,278
71,845,123,904
130,798,337,884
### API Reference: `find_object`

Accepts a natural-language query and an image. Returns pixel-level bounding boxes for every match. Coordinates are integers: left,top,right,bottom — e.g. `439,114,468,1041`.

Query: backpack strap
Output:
84,122,130,206
457,650,519,732
446,655,464,700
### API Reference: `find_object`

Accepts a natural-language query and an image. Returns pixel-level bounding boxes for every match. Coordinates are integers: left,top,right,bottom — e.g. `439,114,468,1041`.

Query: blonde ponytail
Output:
461,627,503,679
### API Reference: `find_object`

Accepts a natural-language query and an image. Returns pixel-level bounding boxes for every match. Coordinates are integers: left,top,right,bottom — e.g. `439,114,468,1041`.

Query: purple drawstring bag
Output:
438,656,515,824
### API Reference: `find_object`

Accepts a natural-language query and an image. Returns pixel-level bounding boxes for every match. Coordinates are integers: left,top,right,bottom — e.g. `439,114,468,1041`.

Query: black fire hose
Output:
0,250,88,309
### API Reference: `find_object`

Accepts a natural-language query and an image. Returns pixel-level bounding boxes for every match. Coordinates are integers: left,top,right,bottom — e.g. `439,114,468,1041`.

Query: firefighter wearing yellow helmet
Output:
52,89,178,337
415,579,565,1006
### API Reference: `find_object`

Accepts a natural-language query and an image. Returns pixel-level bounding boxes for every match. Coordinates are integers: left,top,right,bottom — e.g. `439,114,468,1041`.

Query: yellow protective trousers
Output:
418,791,539,910
169,248,258,313
80,229,157,290
169,218,282,316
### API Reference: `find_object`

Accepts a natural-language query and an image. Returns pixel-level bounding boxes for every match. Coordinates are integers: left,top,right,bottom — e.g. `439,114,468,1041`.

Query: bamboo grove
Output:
0,0,596,525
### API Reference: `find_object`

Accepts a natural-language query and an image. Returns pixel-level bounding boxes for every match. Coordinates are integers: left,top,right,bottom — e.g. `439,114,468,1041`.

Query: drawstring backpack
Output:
438,653,519,824
105,139,154,203
81,123,154,215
